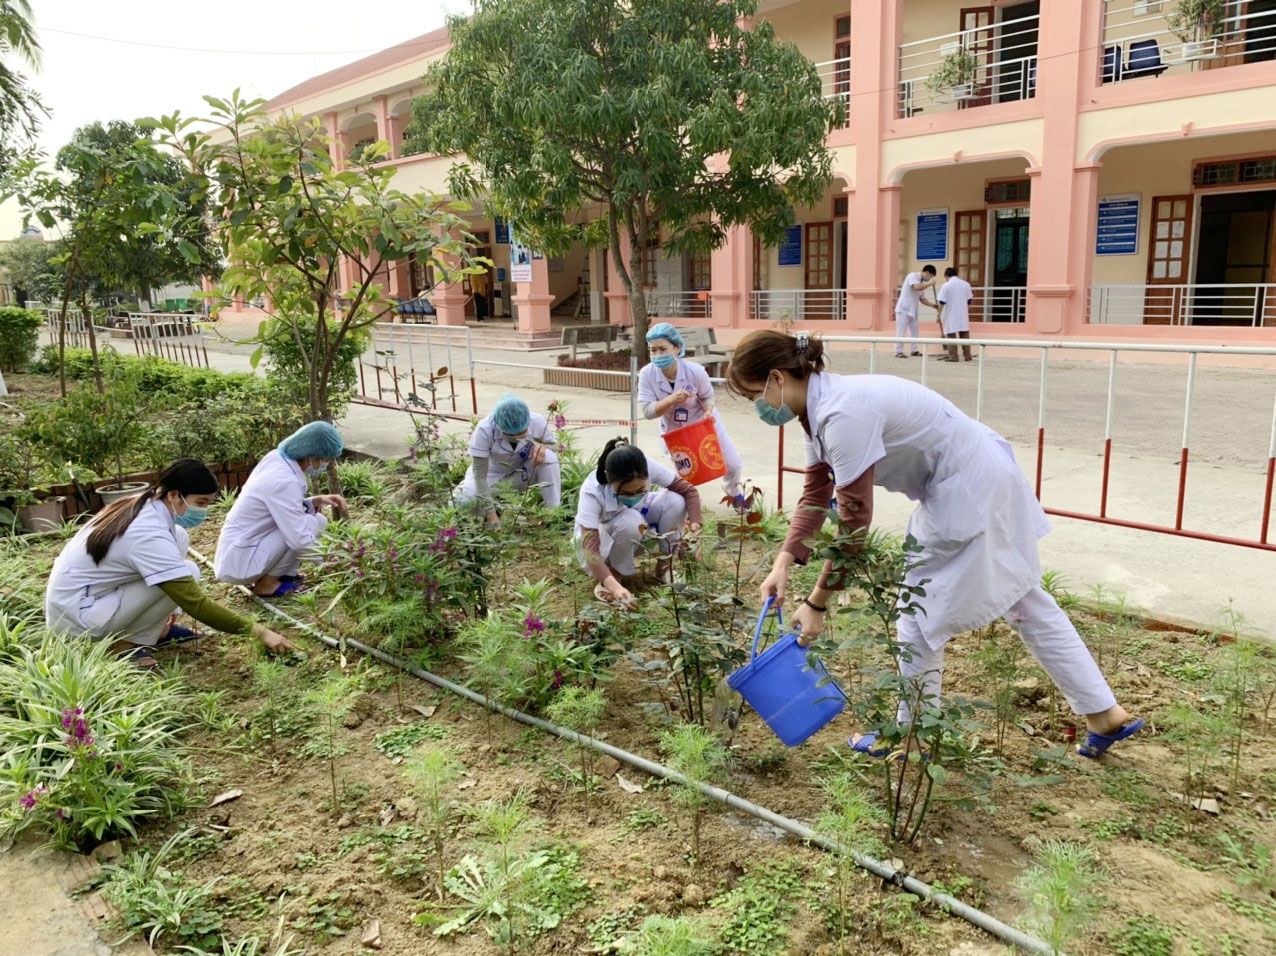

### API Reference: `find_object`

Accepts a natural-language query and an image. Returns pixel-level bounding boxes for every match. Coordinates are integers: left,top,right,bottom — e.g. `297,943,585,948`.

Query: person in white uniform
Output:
45,459,294,668
454,392,561,521
727,330,1143,760
214,421,347,597
574,437,703,607
937,267,973,362
637,323,745,504
893,264,937,357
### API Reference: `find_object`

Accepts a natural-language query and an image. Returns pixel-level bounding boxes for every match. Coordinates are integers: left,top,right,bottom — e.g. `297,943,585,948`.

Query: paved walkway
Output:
105,321,1276,632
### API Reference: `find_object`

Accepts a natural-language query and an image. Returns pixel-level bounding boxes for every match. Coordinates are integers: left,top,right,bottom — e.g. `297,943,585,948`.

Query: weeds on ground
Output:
100,831,223,950
710,859,805,956
1110,913,1176,956
630,914,715,956
1162,701,1229,834
251,659,290,755
373,721,448,761
1216,832,1276,892
1014,841,1103,956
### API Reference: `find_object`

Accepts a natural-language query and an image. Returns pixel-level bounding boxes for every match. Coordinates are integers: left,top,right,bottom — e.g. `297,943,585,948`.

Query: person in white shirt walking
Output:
214,421,347,598
893,265,938,357
936,267,974,362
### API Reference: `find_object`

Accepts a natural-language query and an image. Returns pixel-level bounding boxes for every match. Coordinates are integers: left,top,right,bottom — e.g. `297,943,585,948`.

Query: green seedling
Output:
301,672,354,813
814,772,887,956
631,914,714,956
1217,832,1276,893
252,659,289,755
1163,701,1229,834
1014,840,1103,956
545,685,607,815
973,621,1029,756
1111,914,1175,956
403,743,462,901
659,723,728,869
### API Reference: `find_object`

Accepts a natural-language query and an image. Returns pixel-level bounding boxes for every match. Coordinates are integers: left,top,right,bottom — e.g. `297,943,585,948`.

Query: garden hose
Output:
186,547,1056,955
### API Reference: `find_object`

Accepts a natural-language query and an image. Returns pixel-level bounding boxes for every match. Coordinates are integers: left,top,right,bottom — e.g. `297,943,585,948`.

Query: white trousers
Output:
894,311,921,355
896,584,1116,722
665,416,744,498
215,528,305,585
577,489,687,576
454,461,563,510
46,560,200,647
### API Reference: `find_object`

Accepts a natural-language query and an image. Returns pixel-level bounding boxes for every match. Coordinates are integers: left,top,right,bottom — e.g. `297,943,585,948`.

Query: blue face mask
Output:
616,491,647,508
305,464,325,477
754,376,796,427
652,353,677,370
175,496,208,529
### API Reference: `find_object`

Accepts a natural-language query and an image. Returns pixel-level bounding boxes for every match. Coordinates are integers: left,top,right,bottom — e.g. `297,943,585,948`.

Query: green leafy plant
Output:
1163,700,1229,834
373,722,448,761
100,831,223,950
709,859,805,956
1014,841,1103,956
1166,0,1227,44
1110,914,1175,956
0,306,41,373
251,659,290,755
925,45,978,96
545,685,607,814
178,935,305,956
973,621,1030,756
300,672,354,812
659,723,728,869
1216,832,1276,892
0,633,193,849
1212,605,1259,791
814,773,886,955
630,914,714,956
403,744,463,901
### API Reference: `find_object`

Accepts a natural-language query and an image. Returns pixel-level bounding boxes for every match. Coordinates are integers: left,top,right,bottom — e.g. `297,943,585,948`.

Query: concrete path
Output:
105,323,1276,631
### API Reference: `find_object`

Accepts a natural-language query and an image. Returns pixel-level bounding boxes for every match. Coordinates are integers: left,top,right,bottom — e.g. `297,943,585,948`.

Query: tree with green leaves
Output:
0,0,45,171
408,0,839,361
156,91,482,425
0,234,64,304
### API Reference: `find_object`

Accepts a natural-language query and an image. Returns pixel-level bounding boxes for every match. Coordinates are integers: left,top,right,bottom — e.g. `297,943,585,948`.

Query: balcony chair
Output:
1102,44,1123,82
1125,39,1170,78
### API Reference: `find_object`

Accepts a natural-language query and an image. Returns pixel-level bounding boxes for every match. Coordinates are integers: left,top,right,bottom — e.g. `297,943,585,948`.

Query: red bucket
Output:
662,415,726,485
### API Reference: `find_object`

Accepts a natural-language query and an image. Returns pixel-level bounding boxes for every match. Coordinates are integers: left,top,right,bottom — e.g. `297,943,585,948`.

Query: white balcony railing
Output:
813,55,851,126
751,289,847,322
1088,283,1276,327
1100,0,1276,84
648,291,711,320
898,13,1039,118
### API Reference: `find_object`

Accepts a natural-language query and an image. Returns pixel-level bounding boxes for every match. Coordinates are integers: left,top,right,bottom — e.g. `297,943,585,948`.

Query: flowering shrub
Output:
0,634,193,849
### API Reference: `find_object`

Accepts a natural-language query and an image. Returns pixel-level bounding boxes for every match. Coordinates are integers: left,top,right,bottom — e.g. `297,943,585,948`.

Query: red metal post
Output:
391,365,402,405
1045,507,1276,553
1174,447,1189,531
1099,437,1112,518
470,378,478,415
777,425,785,510
1261,457,1274,544
449,374,457,412
1034,428,1045,500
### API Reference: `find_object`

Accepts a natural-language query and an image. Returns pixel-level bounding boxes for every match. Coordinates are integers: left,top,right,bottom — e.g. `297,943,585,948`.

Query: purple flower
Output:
55,808,66,821
438,527,457,540
523,613,546,638
552,670,564,690
18,786,48,809
60,707,83,729
553,415,568,430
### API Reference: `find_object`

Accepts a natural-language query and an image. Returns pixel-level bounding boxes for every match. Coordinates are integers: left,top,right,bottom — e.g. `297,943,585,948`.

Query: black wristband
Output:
803,597,827,613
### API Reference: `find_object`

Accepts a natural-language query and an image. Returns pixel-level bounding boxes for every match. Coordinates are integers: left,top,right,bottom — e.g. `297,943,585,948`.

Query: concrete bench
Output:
678,326,731,376
562,324,618,360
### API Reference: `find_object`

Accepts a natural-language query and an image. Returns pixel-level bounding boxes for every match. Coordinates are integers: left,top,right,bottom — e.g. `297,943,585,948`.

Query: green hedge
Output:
0,308,42,373
32,345,263,402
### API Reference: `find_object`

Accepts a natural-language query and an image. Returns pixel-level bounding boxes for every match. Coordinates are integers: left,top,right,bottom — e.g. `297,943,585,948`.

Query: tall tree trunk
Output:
80,287,104,395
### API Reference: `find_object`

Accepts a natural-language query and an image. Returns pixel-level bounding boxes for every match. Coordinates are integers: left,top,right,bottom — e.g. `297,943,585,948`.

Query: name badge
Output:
673,407,689,423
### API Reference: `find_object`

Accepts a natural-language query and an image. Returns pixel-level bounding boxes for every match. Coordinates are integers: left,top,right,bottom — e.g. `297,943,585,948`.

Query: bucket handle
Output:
751,595,784,662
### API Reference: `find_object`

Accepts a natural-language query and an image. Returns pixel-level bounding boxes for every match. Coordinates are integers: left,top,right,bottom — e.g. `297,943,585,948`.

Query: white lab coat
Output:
894,272,926,319
803,372,1049,650
938,276,973,334
637,360,743,495
214,449,326,585
454,412,561,506
573,455,687,575
45,498,197,642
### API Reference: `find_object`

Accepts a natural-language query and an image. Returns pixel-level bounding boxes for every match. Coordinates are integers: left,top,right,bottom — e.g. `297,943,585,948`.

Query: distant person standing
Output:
893,265,937,358
937,267,973,362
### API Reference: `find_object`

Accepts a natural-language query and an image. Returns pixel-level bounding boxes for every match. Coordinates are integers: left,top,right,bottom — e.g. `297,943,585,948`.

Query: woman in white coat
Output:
454,393,561,522
45,459,294,668
637,324,745,504
574,437,702,607
214,421,347,597
727,330,1142,760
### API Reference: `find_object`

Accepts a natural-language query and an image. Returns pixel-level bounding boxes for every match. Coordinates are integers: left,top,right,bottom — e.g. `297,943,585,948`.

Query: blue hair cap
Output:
491,393,531,434
645,322,685,357
280,421,344,461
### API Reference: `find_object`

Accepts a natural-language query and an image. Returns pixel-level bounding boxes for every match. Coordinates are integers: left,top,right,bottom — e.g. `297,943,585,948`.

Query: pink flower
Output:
523,613,546,638
18,786,48,809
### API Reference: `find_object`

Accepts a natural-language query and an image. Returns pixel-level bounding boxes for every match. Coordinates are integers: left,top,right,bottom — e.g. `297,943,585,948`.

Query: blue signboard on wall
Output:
494,217,510,244
1095,193,1139,256
778,225,803,266
916,209,949,261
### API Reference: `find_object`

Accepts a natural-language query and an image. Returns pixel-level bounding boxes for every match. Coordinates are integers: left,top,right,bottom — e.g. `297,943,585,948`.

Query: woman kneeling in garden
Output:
454,392,561,523
574,437,701,607
214,421,347,597
729,330,1143,760
45,459,295,668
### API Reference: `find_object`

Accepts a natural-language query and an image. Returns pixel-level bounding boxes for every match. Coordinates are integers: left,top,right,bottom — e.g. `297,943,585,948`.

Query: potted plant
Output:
0,436,64,533
925,45,978,102
1167,0,1227,60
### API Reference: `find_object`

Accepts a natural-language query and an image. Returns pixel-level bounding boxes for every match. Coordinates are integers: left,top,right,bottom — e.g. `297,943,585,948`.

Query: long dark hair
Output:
594,437,648,486
85,459,219,564
725,330,827,398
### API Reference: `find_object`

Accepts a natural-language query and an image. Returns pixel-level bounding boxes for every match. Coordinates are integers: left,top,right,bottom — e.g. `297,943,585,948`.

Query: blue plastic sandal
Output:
1076,718,1145,759
156,625,201,647
259,580,303,599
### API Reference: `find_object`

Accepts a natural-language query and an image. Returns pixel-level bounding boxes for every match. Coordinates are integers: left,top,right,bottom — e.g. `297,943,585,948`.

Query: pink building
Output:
247,1,1276,344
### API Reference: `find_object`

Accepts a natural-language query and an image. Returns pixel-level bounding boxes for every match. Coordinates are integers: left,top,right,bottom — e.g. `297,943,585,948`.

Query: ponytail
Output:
85,459,219,564
594,437,648,486
725,330,827,398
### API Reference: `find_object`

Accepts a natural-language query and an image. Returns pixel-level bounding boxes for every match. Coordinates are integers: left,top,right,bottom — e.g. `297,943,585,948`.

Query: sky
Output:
2,0,458,236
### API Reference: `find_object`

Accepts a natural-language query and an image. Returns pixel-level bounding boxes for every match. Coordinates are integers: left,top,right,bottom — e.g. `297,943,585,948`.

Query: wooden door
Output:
954,210,987,321
1145,196,1194,325
960,6,996,109
805,222,834,320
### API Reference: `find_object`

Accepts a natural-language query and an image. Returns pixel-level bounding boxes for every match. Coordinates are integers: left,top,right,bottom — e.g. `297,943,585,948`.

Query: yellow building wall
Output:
881,118,1043,179
756,147,854,291
386,155,454,196
1090,130,1276,285
761,0,848,66
896,157,1030,281
900,0,967,46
